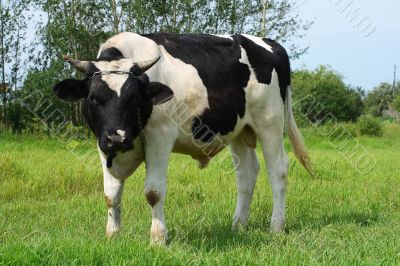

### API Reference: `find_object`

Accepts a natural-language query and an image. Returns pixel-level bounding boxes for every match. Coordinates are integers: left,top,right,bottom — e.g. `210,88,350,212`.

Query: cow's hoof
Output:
106,225,120,239
106,230,117,239
150,229,168,245
270,220,285,234
231,217,247,231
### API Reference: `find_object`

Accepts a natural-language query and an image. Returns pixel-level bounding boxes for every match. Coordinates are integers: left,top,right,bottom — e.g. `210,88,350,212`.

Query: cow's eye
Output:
90,96,104,106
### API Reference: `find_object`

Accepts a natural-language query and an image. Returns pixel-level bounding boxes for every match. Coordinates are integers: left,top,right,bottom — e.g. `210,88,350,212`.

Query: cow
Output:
53,32,311,245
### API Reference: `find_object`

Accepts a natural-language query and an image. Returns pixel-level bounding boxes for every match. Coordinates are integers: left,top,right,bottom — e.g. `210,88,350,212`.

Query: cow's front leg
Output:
99,148,143,238
143,128,175,245
145,172,167,245
103,170,125,238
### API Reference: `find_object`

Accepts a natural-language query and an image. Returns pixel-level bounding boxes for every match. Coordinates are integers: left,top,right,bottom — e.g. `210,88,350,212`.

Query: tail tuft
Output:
286,86,313,175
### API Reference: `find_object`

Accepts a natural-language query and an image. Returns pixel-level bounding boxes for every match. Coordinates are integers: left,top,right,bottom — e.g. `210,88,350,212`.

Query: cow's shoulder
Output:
143,33,251,142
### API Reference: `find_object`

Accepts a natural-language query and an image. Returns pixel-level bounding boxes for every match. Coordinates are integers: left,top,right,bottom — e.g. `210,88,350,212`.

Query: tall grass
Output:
1,124,399,264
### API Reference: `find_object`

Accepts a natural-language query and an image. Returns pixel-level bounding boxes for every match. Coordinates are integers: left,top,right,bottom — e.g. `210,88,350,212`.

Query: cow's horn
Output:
63,55,91,73
136,56,161,72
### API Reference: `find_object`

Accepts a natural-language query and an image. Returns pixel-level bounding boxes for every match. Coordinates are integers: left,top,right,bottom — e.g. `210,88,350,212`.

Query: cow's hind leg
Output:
255,123,289,233
230,137,260,230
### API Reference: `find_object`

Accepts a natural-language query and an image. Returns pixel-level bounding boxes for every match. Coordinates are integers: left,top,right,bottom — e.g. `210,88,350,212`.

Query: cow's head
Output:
53,54,173,166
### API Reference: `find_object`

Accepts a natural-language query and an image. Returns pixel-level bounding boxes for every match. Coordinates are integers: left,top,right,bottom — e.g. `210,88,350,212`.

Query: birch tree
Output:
0,0,29,124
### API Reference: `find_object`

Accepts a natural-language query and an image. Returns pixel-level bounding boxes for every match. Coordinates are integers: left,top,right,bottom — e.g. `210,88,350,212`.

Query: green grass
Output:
1,124,400,265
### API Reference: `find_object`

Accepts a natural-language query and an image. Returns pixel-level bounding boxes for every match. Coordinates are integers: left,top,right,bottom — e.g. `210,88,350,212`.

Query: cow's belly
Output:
171,115,252,167
172,135,227,157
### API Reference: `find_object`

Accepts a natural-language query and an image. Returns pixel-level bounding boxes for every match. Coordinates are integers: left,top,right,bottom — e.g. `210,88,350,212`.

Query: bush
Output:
341,122,358,137
317,122,359,139
381,116,397,125
394,95,400,112
292,65,364,122
6,102,25,133
356,115,383,136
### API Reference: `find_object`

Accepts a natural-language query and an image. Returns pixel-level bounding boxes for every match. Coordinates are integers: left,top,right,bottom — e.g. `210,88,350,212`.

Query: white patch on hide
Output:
93,59,135,97
211,34,233,40
241,34,273,53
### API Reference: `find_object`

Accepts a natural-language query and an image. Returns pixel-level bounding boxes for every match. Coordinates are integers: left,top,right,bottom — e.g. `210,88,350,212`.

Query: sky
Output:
291,0,400,91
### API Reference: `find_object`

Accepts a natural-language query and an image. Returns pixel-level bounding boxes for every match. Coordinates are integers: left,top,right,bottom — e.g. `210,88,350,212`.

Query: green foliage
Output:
330,122,359,138
316,119,383,139
121,0,312,58
343,122,359,137
21,59,71,123
0,0,32,122
5,101,24,133
40,0,112,62
363,82,400,117
356,115,383,137
3,58,96,136
292,66,364,123
394,95,400,112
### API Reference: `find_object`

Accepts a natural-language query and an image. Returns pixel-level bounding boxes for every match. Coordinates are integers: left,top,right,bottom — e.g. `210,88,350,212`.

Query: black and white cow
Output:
53,32,311,244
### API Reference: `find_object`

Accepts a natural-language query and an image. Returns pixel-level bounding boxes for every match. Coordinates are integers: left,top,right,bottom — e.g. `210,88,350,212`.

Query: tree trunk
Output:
0,0,6,124
173,0,176,31
13,24,20,91
230,0,237,34
111,0,123,34
261,0,267,37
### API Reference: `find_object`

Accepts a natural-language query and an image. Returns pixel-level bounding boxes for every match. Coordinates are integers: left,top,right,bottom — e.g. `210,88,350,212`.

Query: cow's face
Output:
53,56,173,163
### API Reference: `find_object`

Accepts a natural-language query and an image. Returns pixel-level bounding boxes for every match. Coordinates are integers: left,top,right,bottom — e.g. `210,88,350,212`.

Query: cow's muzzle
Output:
105,134,124,150
100,132,134,167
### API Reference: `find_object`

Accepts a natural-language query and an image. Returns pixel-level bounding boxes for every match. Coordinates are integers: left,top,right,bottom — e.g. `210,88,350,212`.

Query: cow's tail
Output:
286,85,313,174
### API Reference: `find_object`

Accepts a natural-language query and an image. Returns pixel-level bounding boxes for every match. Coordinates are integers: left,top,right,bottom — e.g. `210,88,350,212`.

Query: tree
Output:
292,65,364,122
0,0,29,124
35,0,112,125
109,0,124,34
363,82,400,117
121,0,311,57
255,0,313,58
18,59,74,134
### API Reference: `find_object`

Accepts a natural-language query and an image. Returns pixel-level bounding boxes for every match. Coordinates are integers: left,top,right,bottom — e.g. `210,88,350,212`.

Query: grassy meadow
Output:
0,123,399,265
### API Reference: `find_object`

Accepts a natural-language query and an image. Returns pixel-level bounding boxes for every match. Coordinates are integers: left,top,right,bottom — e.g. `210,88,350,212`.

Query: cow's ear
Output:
53,79,88,102
145,82,174,105
138,75,173,105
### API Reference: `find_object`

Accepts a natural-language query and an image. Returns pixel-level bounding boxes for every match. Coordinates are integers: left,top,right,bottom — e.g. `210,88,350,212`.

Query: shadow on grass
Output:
288,211,380,232
169,223,274,252
169,211,380,251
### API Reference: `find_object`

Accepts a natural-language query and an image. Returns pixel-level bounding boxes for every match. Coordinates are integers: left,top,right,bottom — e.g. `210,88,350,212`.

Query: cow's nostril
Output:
106,136,113,147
